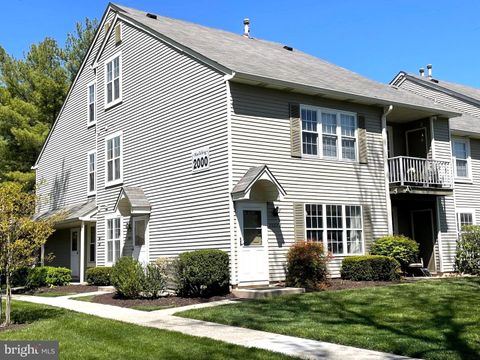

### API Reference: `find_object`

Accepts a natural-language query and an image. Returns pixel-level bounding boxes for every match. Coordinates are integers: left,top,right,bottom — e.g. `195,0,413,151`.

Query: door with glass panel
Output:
237,202,269,284
70,228,80,278
132,217,148,265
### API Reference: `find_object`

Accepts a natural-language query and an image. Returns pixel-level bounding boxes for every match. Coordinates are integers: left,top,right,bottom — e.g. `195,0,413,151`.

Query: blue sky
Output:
1,0,479,86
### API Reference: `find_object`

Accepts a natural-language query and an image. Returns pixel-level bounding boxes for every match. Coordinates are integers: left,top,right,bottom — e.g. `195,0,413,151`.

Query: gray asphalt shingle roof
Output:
34,199,96,222
113,4,457,115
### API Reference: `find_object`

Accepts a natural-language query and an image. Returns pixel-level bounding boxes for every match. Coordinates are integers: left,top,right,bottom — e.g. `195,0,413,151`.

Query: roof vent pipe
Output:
427,64,433,78
419,68,425,77
243,18,250,38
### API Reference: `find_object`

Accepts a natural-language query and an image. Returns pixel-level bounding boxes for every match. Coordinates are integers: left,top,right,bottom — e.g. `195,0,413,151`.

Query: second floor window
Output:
87,150,96,195
87,81,96,125
301,106,357,161
105,54,121,106
106,133,122,185
452,137,470,179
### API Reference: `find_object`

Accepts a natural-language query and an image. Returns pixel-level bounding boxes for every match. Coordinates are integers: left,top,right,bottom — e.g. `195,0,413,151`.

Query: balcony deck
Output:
388,156,453,195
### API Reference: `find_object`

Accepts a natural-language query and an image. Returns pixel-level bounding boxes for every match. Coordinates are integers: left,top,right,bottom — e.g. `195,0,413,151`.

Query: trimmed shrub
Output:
86,267,112,286
341,255,400,281
111,257,144,298
45,267,72,286
143,263,167,298
455,225,480,275
174,250,230,297
11,267,31,287
370,235,419,271
26,267,48,288
286,241,329,290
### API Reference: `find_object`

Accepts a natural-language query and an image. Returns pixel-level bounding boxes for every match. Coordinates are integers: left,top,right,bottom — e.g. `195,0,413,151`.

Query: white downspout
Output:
224,72,237,285
382,105,394,235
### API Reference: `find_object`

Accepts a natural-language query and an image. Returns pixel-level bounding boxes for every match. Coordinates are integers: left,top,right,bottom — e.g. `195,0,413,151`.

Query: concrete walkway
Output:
13,293,417,360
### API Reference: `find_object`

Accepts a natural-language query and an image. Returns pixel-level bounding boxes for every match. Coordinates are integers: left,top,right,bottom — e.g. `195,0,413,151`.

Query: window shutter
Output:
290,103,302,158
115,24,122,44
362,204,371,251
293,203,305,241
358,114,368,164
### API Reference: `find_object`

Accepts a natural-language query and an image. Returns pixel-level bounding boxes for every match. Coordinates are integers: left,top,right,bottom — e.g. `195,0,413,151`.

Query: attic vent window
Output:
283,45,293,51
114,24,122,44
146,13,157,19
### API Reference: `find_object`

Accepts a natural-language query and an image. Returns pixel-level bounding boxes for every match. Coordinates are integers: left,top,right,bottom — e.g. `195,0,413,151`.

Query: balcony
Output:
388,156,453,195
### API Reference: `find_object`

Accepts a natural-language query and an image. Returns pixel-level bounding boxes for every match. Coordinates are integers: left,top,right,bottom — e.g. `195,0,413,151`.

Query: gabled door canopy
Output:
232,165,286,202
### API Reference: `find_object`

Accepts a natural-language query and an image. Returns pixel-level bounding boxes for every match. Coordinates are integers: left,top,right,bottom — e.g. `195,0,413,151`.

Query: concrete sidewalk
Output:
13,293,417,360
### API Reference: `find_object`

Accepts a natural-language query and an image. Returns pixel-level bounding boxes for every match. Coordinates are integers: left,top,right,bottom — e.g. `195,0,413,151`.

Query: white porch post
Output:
80,221,85,283
40,244,45,266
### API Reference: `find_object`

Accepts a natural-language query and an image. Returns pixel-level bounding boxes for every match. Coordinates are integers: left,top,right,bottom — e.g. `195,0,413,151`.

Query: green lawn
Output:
0,301,292,360
178,278,480,360
35,292,76,298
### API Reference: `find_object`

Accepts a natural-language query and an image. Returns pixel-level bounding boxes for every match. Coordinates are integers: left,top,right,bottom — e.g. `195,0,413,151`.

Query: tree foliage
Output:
0,182,58,325
0,18,98,189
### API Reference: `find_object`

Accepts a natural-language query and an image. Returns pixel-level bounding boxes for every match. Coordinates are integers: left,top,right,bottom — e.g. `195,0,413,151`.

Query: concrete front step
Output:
232,287,305,299
98,286,115,292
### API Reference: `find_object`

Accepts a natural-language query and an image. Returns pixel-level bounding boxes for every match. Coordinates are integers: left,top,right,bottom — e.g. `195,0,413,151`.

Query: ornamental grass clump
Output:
285,241,329,291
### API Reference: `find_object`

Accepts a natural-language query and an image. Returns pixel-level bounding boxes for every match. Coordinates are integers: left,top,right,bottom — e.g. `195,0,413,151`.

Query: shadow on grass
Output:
10,305,64,324
181,278,480,360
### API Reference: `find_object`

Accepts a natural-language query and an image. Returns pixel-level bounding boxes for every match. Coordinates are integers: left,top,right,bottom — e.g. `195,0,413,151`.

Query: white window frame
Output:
304,204,364,257
87,150,96,196
104,52,122,109
300,105,358,162
452,136,472,182
456,208,476,233
105,214,123,266
87,80,96,126
104,131,123,187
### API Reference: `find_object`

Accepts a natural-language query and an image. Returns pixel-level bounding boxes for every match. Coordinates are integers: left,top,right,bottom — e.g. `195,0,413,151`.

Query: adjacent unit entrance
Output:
132,217,148,265
70,228,80,278
411,209,436,271
237,202,269,284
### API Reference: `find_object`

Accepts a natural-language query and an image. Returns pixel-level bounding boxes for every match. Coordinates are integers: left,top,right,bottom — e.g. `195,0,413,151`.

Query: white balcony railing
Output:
388,156,453,189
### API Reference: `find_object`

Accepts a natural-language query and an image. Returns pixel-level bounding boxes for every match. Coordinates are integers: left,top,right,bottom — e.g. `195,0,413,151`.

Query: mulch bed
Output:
18,285,98,296
0,323,28,332
86,292,237,309
322,278,402,291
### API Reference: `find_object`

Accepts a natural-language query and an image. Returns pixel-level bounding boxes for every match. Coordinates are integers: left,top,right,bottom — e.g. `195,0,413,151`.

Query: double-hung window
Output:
301,106,358,161
87,150,96,195
452,137,470,180
305,204,363,256
105,132,122,186
106,217,121,264
456,208,475,233
87,81,96,125
105,53,121,107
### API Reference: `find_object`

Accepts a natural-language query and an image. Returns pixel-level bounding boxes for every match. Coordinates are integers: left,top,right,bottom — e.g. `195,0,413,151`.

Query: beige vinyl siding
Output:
400,79,480,118
36,11,117,214
230,83,389,279
432,117,458,271
454,137,480,225
94,19,230,266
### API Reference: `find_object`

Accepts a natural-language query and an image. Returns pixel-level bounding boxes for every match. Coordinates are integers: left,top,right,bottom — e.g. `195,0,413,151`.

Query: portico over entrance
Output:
232,165,286,285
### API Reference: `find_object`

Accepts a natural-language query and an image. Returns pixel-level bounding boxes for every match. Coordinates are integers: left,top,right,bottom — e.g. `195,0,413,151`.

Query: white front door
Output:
70,228,80,278
237,202,269,284
132,217,148,265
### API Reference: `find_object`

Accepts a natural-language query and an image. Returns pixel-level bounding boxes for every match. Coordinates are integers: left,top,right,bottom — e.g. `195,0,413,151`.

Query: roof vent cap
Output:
419,67,425,77
243,18,250,38
427,64,433,79
283,45,293,51
146,13,157,19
